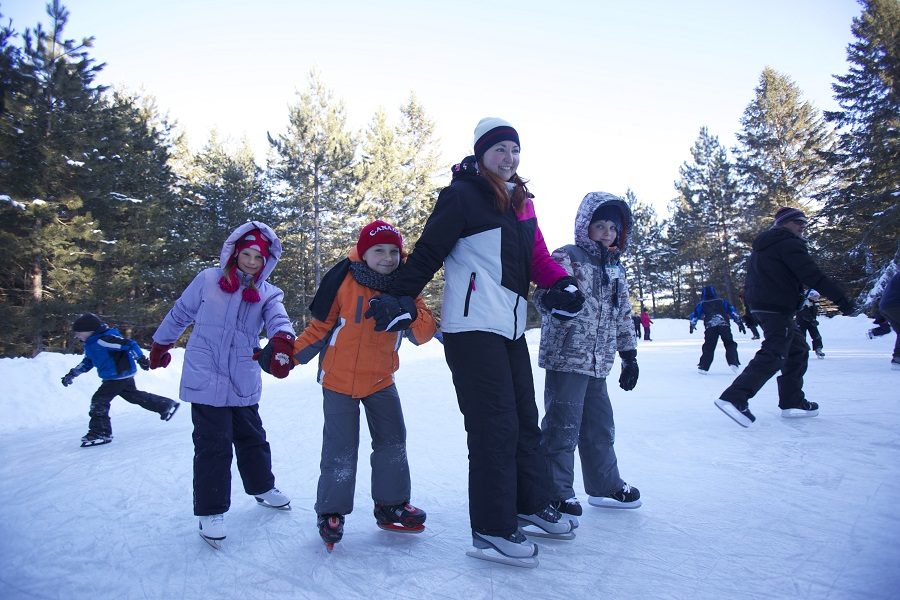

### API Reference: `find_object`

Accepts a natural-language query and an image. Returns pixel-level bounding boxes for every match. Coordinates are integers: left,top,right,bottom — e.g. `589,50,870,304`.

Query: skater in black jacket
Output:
876,273,900,370
715,207,853,427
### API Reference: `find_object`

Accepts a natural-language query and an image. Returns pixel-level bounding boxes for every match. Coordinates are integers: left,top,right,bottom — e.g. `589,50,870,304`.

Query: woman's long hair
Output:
478,161,530,214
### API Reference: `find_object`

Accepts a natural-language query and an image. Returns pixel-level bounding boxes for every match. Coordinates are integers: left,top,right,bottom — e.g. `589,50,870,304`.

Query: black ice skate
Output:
80,432,112,447
317,513,344,552
781,400,819,418
373,502,426,533
715,398,756,428
588,482,642,509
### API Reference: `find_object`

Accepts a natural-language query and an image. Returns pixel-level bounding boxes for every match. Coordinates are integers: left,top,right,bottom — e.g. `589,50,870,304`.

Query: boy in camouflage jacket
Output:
534,192,641,522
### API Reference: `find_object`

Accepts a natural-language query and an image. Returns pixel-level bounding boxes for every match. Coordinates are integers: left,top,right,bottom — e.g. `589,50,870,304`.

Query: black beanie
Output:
73,312,102,333
590,204,622,230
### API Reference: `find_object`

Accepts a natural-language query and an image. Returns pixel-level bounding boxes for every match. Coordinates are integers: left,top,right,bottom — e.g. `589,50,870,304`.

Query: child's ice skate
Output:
517,503,575,539
373,502,426,533
254,487,291,510
467,529,539,568
318,513,344,552
198,514,225,549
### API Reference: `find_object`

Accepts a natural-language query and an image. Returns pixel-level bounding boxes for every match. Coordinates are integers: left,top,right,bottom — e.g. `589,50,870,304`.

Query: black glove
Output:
365,294,418,332
618,349,639,391
137,356,150,371
61,370,77,387
689,322,696,334
738,322,746,334
541,276,585,320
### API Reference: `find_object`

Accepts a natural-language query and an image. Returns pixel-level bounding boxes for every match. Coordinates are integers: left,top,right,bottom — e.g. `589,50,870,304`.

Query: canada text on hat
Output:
473,117,520,160
357,220,403,258
773,207,807,227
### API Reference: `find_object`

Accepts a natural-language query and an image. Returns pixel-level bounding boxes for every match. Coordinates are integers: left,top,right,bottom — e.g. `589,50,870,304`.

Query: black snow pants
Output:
719,312,810,410
191,403,276,516
88,377,175,436
698,325,739,370
443,330,551,538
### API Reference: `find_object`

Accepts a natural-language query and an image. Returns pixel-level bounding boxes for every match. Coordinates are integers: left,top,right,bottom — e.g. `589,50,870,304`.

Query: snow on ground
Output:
0,317,898,599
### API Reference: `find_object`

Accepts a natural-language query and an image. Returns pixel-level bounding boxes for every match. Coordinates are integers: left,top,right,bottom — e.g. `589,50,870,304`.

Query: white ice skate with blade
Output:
254,487,291,510
199,514,225,549
466,530,538,568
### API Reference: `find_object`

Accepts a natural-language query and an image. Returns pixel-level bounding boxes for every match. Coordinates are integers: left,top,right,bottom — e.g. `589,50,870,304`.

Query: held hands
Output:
738,322,747,335
254,331,296,379
137,356,150,371
365,294,418,332
149,342,173,369
61,370,77,387
542,276,585,321
618,349,639,391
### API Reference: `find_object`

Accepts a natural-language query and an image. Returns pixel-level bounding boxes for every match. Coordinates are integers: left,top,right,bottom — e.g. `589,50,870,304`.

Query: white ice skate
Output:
254,487,291,510
199,514,225,549
466,530,539,568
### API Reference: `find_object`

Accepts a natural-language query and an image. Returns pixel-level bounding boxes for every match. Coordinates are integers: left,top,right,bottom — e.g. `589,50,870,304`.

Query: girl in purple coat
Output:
151,221,296,548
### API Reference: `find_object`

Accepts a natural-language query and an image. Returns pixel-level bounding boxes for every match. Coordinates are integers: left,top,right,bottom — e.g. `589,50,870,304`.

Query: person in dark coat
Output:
796,288,825,359
632,314,642,339
876,272,900,369
689,285,744,373
715,207,853,427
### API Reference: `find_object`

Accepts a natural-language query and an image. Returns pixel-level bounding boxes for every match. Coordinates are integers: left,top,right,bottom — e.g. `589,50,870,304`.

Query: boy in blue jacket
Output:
62,313,179,447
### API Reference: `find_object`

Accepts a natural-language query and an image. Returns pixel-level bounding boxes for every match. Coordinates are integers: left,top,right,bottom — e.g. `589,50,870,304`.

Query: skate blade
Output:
466,547,538,568
255,498,291,510
714,399,753,428
519,523,575,540
199,532,224,550
781,408,819,418
80,439,112,447
587,497,642,509
377,522,425,534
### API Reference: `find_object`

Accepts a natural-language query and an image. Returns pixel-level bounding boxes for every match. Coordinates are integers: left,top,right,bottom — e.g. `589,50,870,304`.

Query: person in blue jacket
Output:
689,285,744,373
61,313,179,447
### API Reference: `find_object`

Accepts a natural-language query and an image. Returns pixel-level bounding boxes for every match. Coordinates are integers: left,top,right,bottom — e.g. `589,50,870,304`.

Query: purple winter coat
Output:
152,222,295,407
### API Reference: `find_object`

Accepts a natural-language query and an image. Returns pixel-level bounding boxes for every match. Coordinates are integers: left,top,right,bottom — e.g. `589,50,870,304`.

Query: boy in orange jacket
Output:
262,220,436,550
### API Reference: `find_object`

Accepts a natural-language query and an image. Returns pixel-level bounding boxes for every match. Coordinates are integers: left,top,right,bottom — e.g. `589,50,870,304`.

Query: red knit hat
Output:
234,228,271,260
357,220,403,258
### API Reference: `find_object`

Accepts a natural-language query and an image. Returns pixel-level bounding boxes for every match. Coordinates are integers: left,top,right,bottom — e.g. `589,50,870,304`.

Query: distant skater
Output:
62,312,179,447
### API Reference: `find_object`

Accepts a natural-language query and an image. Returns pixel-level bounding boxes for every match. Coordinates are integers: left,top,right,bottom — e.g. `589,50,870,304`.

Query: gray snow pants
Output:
541,370,623,499
315,384,411,516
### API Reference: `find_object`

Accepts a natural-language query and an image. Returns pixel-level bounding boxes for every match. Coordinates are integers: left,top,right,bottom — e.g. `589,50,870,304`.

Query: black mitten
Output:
61,370,77,387
618,349,639,391
541,276,585,320
365,294,418,332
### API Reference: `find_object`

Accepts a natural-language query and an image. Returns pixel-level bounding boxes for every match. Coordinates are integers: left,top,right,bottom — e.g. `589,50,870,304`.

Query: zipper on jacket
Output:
464,272,476,317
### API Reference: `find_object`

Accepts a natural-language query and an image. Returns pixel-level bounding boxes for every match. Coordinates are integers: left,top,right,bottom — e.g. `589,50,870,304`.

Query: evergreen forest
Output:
1,0,897,357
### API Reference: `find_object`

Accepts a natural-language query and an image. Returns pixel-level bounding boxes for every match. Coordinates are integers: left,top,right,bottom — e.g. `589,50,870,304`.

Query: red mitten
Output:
254,332,296,378
149,342,173,369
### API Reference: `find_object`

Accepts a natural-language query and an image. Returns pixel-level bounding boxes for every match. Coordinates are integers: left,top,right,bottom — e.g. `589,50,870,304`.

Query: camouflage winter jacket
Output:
535,192,637,378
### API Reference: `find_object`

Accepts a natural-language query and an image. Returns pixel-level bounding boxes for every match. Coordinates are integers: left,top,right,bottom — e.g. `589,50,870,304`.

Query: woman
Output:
151,222,295,549
365,118,584,566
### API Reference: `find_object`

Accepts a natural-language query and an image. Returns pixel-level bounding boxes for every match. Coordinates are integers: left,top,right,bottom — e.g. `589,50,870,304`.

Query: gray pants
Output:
315,384,411,516
541,370,622,499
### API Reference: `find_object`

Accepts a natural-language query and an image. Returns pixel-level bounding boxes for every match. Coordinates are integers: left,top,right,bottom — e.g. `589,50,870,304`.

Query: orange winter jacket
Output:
292,253,437,399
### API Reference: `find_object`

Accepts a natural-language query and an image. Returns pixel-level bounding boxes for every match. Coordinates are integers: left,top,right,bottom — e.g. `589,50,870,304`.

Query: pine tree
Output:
820,0,900,299
267,70,357,325
0,1,109,355
735,67,836,226
623,189,665,311
673,127,746,304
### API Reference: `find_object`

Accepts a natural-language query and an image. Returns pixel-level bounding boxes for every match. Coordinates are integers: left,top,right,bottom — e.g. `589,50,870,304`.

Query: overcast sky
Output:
4,0,863,248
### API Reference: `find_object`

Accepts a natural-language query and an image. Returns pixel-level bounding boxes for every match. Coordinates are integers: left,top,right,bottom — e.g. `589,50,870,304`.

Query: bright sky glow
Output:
3,0,861,248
